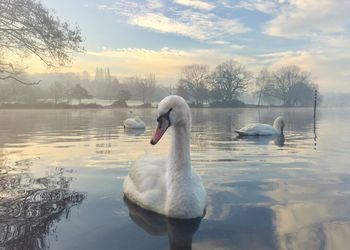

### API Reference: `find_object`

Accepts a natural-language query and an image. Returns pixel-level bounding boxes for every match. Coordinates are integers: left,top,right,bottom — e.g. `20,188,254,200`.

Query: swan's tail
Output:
234,130,244,136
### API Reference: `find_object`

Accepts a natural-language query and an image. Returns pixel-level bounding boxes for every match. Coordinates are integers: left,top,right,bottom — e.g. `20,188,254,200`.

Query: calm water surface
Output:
0,107,350,250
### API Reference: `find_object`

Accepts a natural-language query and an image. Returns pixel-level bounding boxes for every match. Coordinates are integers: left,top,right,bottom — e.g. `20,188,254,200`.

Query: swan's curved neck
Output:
168,124,191,177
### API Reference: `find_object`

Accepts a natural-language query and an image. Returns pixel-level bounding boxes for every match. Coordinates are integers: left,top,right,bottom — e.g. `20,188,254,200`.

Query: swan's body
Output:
123,95,207,219
123,116,146,129
235,116,285,136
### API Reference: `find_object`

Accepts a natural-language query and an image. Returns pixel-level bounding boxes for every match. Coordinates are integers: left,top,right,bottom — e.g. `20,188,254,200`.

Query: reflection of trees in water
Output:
191,109,243,152
0,162,86,250
0,111,91,136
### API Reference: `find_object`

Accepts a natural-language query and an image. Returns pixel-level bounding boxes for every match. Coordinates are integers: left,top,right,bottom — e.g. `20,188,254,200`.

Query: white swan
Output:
123,116,146,129
123,95,207,219
235,116,285,136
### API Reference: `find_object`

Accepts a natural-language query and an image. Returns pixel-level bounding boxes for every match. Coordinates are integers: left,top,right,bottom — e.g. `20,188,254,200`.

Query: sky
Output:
29,0,350,92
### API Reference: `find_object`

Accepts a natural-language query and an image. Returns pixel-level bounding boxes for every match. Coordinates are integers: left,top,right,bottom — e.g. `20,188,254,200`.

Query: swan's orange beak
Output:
150,117,170,145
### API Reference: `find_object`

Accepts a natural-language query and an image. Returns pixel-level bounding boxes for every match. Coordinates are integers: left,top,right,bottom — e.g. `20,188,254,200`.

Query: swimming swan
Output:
123,95,207,219
123,116,146,129
235,116,285,136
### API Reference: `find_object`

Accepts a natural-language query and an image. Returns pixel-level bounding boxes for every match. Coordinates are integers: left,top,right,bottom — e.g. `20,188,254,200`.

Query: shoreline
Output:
0,102,320,110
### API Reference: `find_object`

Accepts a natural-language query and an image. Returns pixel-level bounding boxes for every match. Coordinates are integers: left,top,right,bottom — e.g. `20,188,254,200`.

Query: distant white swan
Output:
235,116,285,136
123,95,207,219
123,116,146,129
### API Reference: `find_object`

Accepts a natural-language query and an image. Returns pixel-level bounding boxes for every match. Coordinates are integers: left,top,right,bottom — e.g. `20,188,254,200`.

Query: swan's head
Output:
150,95,191,145
273,116,285,134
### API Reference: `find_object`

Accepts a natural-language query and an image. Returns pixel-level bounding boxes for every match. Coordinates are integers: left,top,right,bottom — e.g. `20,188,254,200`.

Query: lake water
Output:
0,107,349,250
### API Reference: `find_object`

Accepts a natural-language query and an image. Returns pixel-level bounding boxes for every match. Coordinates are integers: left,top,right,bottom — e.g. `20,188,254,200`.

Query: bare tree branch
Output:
178,64,210,105
0,0,84,85
0,75,41,85
210,60,252,103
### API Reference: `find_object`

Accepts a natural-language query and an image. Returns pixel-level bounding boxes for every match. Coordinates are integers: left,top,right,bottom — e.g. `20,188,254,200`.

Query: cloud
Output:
146,0,163,9
84,47,254,78
264,0,350,37
98,0,250,42
23,45,350,92
235,0,280,14
208,40,231,45
131,13,205,39
258,49,350,92
173,0,215,11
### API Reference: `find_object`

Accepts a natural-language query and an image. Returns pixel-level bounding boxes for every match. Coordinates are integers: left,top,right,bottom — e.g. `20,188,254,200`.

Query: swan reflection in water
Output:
124,127,146,136
237,134,285,147
124,196,203,250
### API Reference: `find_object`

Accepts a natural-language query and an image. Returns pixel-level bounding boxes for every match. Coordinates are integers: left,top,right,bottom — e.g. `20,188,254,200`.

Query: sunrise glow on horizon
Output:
23,0,350,92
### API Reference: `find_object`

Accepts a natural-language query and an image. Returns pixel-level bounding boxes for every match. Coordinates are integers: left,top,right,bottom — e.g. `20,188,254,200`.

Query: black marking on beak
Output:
156,108,172,127
150,108,173,145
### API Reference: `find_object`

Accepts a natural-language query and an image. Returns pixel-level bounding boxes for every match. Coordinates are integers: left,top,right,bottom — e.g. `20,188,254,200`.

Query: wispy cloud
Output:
82,47,256,83
173,0,215,11
256,49,350,92
98,0,250,42
235,0,280,14
264,0,350,37
40,0,350,92
208,40,231,45
146,0,163,9
258,50,320,59
26,43,350,92
131,13,204,38
208,40,245,49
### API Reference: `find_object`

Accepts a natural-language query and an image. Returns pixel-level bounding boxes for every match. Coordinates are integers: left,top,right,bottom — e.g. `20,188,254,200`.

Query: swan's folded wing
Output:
235,123,276,136
235,123,260,135
123,153,167,212
124,118,146,129
123,118,134,127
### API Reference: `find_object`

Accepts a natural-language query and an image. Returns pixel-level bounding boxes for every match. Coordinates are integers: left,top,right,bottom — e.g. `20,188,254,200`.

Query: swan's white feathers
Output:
123,95,207,219
236,116,285,136
124,116,146,129
236,123,278,136
158,95,191,127
123,153,167,212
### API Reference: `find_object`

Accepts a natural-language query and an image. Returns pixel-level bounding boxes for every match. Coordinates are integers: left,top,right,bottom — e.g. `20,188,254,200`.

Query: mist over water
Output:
1,107,349,249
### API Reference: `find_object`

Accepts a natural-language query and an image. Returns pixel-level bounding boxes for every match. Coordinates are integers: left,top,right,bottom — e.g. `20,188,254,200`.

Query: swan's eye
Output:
156,108,173,126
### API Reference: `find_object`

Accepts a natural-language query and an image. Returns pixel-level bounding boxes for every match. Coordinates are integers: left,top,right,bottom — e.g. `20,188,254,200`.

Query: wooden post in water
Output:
314,90,317,120
313,89,318,149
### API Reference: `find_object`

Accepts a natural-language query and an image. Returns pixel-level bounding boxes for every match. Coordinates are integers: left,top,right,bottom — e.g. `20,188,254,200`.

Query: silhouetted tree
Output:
178,64,210,105
49,82,65,104
290,82,318,106
0,0,84,85
140,73,156,104
255,68,271,106
117,89,131,102
123,74,156,104
210,60,252,104
266,66,316,106
70,84,92,104
0,77,40,103
176,85,189,100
